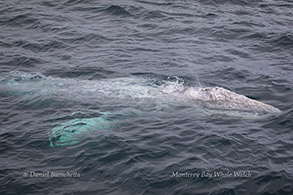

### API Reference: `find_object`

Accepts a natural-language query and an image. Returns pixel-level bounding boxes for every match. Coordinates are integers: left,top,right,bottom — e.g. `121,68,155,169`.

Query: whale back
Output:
0,71,281,119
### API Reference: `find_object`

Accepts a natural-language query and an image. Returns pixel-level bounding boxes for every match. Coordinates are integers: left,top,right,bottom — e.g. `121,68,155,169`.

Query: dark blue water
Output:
0,0,293,194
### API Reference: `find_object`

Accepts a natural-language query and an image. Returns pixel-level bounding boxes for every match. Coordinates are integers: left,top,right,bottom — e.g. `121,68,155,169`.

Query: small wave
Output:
225,49,251,59
242,32,293,52
13,39,67,53
259,2,293,9
0,40,10,48
232,21,265,28
202,13,218,18
1,55,45,68
62,0,89,6
198,0,256,6
268,33,293,49
104,5,132,17
135,0,172,7
208,67,250,87
58,33,112,45
208,27,251,42
241,32,266,40
3,14,38,27
143,10,167,20
38,1,59,7
47,66,120,79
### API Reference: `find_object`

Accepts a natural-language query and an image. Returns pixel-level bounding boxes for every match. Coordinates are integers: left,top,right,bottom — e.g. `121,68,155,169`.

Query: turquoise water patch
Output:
48,109,138,147
49,116,114,147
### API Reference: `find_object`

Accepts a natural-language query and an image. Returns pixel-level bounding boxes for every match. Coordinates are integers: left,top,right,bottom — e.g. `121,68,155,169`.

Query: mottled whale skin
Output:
183,87,281,114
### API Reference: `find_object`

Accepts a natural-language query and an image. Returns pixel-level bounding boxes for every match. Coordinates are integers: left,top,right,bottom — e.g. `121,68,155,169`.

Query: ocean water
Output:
0,0,293,194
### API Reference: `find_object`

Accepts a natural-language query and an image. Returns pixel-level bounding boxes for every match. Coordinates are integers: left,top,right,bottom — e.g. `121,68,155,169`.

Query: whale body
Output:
0,71,281,119
1,71,281,146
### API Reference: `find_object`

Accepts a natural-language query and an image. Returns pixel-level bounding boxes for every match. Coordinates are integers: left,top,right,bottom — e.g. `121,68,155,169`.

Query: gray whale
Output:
0,71,281,119
0,71,281,146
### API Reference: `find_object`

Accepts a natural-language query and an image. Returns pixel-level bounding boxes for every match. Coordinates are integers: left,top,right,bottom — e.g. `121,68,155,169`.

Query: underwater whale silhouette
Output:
0,71,281,146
